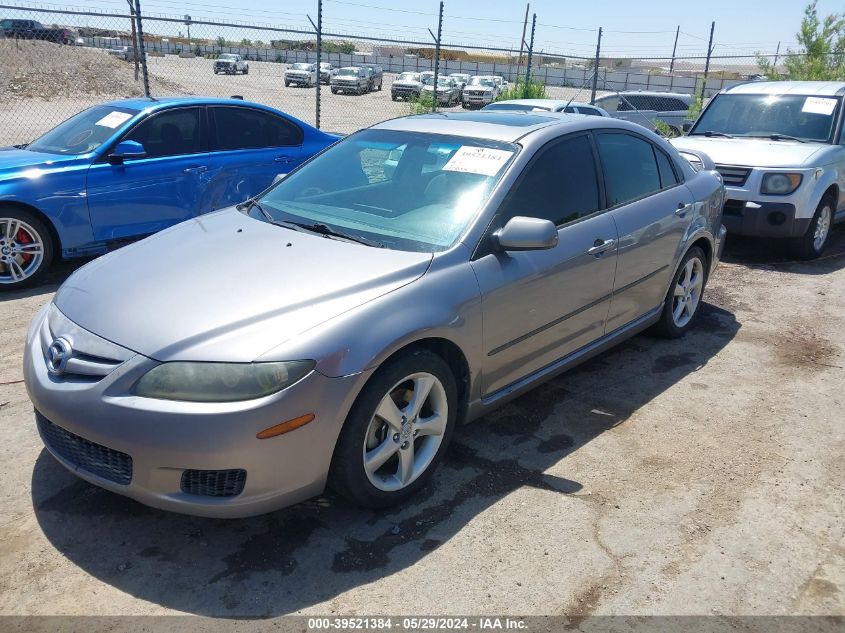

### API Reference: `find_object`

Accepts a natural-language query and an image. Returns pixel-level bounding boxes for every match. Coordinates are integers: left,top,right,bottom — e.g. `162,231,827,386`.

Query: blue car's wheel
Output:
0,209,53,291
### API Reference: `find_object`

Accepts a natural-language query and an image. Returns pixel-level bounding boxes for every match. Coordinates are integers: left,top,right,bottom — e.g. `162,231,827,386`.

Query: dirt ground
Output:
0,229,843,620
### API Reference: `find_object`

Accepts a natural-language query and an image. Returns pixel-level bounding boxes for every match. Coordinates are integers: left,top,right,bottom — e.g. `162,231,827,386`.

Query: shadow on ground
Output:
31,292,741,616
720,223,845,275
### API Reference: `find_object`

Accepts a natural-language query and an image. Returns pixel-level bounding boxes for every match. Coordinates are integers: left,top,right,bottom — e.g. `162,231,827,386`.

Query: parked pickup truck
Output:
106,45,135,62
0,19,72,44
214,54,249,75
331,67,370,95
594,91,693,136
672,81,845,259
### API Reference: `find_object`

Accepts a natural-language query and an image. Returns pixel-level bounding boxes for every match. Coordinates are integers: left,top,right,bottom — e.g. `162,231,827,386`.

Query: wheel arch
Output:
0,200,61,255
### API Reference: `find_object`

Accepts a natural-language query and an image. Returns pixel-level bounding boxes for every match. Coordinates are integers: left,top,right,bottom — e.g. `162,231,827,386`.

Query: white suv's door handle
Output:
588,238,616,256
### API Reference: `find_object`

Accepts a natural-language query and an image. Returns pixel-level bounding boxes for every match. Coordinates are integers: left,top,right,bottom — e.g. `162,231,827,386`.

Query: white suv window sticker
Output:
442,147,513,176
802,97,837,116
95,111,133,128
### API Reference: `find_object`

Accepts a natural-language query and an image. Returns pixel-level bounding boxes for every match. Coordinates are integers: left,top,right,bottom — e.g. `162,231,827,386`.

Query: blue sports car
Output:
0,97,339,289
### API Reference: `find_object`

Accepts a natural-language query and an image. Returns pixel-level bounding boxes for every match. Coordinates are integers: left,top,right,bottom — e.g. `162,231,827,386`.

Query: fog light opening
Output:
768,211,786,226
256,413,315,439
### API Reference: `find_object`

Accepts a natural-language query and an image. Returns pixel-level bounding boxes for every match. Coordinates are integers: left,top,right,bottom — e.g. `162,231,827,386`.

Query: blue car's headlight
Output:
133,361,315,402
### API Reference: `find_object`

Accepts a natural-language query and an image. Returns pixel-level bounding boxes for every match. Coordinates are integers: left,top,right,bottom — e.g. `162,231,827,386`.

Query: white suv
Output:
672,81,845,258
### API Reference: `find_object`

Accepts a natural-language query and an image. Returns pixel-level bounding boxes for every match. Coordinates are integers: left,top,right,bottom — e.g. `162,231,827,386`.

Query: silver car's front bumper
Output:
24,304,368,518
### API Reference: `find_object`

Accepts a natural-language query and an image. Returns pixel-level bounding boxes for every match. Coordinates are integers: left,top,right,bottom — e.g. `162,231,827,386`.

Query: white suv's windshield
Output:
337,68,358,76
219,54,238,61
692,94,841,143
397,72,420,81
469,77,494,88
255,129,518,252
27,105,138,155
291,63,312,70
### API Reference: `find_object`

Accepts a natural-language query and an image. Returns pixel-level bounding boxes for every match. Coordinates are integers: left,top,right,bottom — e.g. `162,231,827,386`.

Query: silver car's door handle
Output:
675,202,693,216
587,238,616,256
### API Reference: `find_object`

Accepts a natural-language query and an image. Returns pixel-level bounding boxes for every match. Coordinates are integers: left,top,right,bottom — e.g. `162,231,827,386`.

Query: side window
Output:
596,133,661,206
123,108,202,159
595,96,618,113
212,107,303,150
654,148,680,188
500,134,600,227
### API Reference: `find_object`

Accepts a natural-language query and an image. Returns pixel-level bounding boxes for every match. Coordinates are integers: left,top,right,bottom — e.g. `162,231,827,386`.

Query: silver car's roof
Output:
371,111,635,142
723,81,845,96
492,99,596,109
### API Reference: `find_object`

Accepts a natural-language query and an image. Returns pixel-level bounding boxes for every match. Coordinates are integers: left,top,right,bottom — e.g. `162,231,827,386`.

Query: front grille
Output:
37,413,132,485
723,199,745,216
716,165,752,186
180,469,246,497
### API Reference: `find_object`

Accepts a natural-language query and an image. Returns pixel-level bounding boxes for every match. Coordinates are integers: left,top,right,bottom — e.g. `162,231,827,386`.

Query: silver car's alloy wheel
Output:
0,217,45,285
671,257,704,328
814,204,832,252
362,372,448,492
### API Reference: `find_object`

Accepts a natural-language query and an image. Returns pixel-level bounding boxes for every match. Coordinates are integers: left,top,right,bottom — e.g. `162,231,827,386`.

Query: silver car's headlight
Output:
761,173,802,195
133,361,315,402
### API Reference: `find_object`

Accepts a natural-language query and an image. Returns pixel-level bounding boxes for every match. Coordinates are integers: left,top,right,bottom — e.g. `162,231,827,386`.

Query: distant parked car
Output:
361,65,384,92
319,62,337,84
331,67,370,95
483,99,610,117
106,45,135,62
23,112,724,517
0,19,72,44
391,72,423,101
449,73,471,96
0,97,339,289
285,62,317,87
421,76,461,106
462,76,500,108
594,91,692,135
672,81,845,258
214,54,249,75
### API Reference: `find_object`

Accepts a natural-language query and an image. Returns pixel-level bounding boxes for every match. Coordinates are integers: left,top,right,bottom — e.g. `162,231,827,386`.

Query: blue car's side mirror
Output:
108,140,147,165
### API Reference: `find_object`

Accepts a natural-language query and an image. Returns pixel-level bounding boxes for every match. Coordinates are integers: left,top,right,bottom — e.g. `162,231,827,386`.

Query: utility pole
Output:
524,13,536,97
429,1,444,112
590,27,602,105
126,0,139,81
134,0,150,97
700,21,715,104
517,3,529,82
669,25,679,73
184,14,191,52
772,41,781,75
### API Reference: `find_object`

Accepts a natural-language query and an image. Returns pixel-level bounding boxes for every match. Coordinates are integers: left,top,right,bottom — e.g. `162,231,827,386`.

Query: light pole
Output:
184,14,191,53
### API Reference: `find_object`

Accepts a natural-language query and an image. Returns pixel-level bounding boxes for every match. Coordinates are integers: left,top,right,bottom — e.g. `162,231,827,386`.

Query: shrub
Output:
408,92,435,115
495,78,548,101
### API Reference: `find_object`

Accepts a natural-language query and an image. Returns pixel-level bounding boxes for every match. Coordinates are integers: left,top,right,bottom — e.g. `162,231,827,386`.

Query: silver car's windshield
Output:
691,94,841,143
255,129,518,252
27,105,138,155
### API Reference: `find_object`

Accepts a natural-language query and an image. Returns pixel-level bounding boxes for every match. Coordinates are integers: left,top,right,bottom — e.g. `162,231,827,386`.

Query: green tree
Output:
758,1,845,79
216,35,226,48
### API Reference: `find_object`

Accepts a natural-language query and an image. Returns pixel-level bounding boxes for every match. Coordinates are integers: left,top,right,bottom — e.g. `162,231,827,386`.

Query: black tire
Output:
243,66,249,75
391,94,398,101
0,207,54,291
653,246,708,338
331,87,338,94
285,81,290,87
791,196,834,260
329,349,458,508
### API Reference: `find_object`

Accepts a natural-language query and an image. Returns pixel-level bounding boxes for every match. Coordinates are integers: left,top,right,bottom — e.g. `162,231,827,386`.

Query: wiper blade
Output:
293,222,384,248
766,134,806,143
700,130,733,138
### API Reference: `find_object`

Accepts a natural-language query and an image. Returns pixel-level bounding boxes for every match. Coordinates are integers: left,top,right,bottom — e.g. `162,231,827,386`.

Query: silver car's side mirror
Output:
493,216,559,251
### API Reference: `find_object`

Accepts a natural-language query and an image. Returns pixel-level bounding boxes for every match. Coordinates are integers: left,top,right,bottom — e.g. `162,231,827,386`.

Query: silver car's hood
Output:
54,208,433,363
672,136,826,167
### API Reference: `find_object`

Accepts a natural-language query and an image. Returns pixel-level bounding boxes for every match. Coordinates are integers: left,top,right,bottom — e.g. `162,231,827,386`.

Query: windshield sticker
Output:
442,147,513,176
95,111,133,129
802,97,837,116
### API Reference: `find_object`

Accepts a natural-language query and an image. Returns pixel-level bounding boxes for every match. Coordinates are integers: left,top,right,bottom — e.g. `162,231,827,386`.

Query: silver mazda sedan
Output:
24,112,725,517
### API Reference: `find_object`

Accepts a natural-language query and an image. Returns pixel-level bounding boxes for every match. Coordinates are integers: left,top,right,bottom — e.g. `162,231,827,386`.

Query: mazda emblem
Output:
47,338,72,375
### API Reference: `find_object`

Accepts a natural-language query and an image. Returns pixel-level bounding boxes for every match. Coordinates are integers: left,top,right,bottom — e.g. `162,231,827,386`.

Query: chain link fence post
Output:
133,0,151,97
700,21,715,103
524,13,536,97
431,1,443,113
590,26,602,105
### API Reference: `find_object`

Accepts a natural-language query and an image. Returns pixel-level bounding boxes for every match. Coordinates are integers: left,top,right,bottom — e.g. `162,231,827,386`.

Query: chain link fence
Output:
0,1,797,146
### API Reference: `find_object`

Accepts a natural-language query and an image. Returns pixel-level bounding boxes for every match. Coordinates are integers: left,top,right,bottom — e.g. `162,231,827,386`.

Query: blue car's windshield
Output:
691,94,841,143
27,105,139,155
255,129,518,252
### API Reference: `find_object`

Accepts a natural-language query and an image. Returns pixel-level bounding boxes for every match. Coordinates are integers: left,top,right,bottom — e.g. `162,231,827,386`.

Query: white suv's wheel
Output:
793,196,833,260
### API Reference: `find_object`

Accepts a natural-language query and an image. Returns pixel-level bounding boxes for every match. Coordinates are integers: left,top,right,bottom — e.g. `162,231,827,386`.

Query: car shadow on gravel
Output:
0,258,93,302
30,301,740,617
720,224,845,275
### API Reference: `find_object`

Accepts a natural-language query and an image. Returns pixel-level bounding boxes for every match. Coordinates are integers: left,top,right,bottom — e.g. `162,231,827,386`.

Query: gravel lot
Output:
0,52,609,145
0,232,843,619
